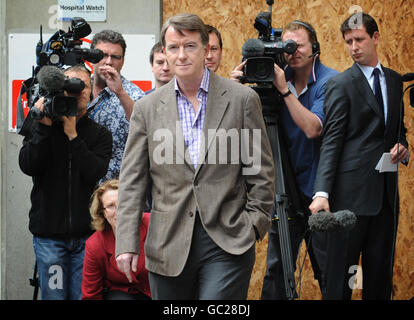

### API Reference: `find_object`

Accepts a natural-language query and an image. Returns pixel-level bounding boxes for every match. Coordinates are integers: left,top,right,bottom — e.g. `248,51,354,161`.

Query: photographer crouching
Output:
18,65,112,300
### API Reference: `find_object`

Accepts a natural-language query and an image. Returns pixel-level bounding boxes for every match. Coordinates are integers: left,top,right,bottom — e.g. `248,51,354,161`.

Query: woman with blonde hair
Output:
82,179,151,300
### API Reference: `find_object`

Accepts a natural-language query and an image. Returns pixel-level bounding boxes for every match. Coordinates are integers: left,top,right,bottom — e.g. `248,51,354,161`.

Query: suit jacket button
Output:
189,211,194,217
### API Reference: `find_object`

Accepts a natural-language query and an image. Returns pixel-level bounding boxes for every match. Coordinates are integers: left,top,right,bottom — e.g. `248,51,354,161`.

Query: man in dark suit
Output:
309,13,409,300
115,13,275,300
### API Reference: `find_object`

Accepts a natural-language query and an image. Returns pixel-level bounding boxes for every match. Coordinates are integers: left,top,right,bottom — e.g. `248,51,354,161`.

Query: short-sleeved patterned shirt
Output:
88,75,144,182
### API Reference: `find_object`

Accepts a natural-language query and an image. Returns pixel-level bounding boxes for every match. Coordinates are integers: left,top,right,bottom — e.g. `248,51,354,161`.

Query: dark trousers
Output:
322,193,396,300
261,208,326,299
148,213,256,300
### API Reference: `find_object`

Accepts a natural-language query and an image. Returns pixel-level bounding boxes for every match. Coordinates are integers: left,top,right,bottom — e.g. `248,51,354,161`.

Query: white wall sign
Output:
58,0,107,22
8,33,155,132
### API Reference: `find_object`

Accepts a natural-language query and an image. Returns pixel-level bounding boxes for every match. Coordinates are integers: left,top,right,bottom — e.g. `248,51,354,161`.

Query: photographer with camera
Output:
231,20,338,299
19,65,112,300
88,30,145,183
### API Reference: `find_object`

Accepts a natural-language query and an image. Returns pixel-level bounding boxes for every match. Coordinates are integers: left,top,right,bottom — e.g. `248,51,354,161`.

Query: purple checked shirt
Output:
175,68,210,169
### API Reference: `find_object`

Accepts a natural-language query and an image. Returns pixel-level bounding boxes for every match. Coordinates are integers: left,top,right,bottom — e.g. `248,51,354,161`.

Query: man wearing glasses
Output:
89,30,145,183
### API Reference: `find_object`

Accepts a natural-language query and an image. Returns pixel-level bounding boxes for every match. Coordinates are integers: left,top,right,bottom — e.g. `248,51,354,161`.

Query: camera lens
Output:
255,61,273,80
245,57,274,83
49,53,60,65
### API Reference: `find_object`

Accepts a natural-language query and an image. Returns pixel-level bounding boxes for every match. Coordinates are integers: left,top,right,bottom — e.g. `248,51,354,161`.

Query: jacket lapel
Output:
351,63,385,122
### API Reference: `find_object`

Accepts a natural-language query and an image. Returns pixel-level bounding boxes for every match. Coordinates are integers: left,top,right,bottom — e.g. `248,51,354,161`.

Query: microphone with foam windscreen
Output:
37,65,66,92
308,210,357,232
242,38,265,58
37,65,85,94
34,65,84,120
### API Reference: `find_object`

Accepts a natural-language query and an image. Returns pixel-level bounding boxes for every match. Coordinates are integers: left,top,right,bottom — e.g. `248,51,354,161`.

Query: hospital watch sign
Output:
58,0,107,22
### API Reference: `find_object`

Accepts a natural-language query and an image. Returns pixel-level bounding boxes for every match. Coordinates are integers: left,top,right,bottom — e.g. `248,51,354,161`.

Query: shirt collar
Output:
175,67,210,96
356,61,383,79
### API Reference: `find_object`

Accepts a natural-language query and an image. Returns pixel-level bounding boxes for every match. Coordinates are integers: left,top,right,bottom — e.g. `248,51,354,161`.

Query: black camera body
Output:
241,6,297,84
17,17,103,136
36,17,103,70
240,1,297,116
31,72,85,121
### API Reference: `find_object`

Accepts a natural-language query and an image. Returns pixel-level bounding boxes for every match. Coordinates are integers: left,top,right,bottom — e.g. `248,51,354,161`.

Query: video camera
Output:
240,0,297,84
17,17,103,136
239,0,297,116
35,17,103,71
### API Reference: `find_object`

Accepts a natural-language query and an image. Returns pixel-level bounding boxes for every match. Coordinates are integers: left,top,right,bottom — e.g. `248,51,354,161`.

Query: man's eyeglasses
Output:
102,53,123,61
104,204,117,212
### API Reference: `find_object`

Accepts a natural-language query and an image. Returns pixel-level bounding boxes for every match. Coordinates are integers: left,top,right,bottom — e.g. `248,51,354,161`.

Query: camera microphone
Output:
308,210,357,232
37,65,66,92
242,38,265,58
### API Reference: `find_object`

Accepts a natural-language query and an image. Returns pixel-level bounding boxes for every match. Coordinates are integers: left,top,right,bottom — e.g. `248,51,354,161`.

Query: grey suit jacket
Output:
314,63,407,216
115,71,275,276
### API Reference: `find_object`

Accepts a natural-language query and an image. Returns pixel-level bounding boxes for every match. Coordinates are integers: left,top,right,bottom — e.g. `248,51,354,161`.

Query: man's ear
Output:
372,31,380,45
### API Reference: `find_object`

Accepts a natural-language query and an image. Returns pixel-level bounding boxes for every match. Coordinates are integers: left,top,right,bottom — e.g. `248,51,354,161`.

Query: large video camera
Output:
17,17,103,136
35,17,103,71
239,0,297,116
31,65,86,121
241,1,297,84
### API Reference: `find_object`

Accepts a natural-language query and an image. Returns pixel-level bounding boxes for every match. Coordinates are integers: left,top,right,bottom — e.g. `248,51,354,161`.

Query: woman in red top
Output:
82,179,151,300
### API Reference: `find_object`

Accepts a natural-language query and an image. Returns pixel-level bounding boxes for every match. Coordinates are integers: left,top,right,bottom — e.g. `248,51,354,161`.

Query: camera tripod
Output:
263,113,296,300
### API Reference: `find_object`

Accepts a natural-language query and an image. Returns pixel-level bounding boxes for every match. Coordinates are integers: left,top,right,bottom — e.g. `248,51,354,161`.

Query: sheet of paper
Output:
375,153,398,172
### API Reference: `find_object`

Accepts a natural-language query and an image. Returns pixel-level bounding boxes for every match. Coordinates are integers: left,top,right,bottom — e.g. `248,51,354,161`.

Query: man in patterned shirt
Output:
89,30,144,182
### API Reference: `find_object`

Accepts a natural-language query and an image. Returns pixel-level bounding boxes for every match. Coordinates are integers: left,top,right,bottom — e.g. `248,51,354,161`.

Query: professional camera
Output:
30,65,85,120
240,1,297,84
239,0,297,116
36,17,103,70
17,17,103,136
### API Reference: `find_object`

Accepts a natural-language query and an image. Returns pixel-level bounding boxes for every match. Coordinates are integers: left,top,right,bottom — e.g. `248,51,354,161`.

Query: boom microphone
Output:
37,65,65,92
308,210,357,232
402,73,414,82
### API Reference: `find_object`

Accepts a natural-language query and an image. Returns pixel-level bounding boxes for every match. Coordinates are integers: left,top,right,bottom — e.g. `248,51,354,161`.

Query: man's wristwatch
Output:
280,89,291,98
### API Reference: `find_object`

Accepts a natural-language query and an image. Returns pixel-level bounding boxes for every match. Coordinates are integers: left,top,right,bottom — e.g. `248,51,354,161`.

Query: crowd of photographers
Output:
18,9,409,300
